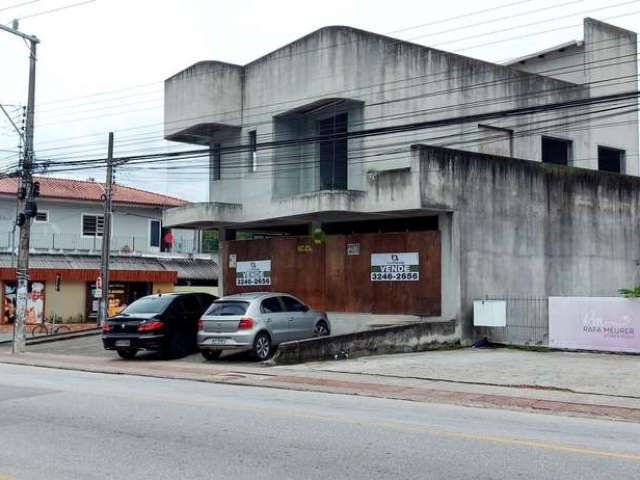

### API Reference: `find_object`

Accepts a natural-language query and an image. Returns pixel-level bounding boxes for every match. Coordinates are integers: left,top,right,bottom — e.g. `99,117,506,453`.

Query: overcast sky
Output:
1,0,639,201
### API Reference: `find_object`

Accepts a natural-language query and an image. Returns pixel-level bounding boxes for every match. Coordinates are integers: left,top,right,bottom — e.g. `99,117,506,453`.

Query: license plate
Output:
115,340,131,347
209,338,228,345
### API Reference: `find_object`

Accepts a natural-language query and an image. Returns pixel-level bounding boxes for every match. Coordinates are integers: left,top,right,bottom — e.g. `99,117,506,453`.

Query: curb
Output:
0,329,101,346
27,329,101,345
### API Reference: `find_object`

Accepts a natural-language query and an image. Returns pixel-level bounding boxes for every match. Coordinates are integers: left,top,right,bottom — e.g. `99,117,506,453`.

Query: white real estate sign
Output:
549,297,640,353
236,260,272,286
370,252,420,281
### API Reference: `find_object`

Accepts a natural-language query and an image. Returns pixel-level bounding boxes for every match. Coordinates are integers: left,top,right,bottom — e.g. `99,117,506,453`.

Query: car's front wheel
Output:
314,320,330,337
252,332,272,361
117,349,138,360
201,350,221,361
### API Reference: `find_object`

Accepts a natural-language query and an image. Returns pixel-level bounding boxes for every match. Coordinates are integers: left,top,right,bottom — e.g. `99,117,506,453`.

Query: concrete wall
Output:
507,18,639,174
415,145,640,341
164,61,243,139
44,281,86,322
165,19,638,218
273,320,458,364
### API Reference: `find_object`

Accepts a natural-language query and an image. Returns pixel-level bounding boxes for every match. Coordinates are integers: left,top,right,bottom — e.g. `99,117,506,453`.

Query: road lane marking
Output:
4,364,639,463
100,390,640,463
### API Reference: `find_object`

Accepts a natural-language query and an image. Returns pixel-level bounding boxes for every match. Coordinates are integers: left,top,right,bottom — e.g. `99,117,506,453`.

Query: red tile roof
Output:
0,176,188,208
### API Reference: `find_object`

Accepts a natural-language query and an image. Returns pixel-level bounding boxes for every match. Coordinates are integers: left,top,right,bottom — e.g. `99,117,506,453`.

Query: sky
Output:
1,0,640,201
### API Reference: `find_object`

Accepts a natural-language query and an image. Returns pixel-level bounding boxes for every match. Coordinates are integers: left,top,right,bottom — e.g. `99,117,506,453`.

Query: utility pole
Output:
1,21,40,354
99,132,114,327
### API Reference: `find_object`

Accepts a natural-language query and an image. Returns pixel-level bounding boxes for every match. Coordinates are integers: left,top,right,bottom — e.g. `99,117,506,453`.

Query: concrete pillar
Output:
217,227,235,296
439,212,464,341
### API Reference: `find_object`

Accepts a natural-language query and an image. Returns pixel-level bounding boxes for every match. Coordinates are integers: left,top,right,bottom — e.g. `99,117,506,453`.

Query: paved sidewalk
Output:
1,345,639,423
295,348,640,399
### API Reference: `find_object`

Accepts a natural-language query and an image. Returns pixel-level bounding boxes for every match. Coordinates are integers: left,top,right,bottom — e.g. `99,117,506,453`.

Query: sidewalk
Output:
1,345,639,423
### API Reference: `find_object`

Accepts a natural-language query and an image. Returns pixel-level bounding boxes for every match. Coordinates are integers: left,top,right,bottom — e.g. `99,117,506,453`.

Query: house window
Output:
319,112,348,190
82,214,104,237
150,220,161,248
211,143,221,181
598,146,624,173
34,211,48,223
542,136,572,166
249,130,257,172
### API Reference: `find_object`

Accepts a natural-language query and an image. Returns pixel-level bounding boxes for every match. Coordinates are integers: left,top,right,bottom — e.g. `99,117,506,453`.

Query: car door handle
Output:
288,317,295,321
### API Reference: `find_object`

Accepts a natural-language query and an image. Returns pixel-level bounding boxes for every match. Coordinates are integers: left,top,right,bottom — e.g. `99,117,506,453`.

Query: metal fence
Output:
476,297,549,346
0,232,209,256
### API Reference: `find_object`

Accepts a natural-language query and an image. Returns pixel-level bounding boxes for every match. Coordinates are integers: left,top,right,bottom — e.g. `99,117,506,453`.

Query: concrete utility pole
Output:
98,132,114,327
1,22,40,354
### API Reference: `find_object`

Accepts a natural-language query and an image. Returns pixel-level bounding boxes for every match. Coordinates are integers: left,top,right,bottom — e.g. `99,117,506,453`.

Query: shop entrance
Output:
85,281,152,320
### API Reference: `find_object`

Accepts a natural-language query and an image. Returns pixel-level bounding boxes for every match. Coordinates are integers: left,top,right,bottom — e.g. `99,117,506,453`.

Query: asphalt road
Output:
0,364,639,479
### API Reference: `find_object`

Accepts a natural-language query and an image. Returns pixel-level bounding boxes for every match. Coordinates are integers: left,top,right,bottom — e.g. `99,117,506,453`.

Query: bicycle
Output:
30,315,71,337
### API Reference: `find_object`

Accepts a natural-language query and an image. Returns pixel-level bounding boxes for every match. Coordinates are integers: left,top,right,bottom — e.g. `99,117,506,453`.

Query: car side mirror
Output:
302,305,310,312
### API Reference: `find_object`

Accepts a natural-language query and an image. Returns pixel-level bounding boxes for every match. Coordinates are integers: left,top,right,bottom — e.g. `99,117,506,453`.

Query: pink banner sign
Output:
549,297,640,353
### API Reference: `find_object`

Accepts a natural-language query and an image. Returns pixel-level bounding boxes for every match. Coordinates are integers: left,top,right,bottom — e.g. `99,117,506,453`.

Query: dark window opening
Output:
542,137,572,165
319,113,348,190
249,130,257,172
150,220,161,248
322,216,438,235
211,143,221,180
82,214,104,237
598,146,624,173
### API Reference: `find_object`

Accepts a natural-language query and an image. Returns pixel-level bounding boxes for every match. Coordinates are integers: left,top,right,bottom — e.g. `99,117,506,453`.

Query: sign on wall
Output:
473,300,507,327
549,297,640,353
3,282,45,325
370,252,420,281
347,243,360,256
236,260,272,286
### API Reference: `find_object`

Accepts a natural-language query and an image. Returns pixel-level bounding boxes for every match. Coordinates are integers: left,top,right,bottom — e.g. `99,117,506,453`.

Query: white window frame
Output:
34,210,49,223
149,219,161,249
81,213,105,238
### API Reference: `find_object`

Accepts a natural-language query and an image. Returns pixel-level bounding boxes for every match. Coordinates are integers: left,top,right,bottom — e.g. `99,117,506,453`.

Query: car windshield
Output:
122,295,174,315
205,301,249,316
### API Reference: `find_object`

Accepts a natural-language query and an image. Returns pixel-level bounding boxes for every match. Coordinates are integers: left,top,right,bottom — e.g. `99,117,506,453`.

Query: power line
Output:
0,1,39,14
31,42,640,160
31,91,640,175
4,0,95,22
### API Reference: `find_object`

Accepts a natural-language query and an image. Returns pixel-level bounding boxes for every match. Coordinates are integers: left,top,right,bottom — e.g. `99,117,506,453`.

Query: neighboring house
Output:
0,176,218,324
161,19,640,343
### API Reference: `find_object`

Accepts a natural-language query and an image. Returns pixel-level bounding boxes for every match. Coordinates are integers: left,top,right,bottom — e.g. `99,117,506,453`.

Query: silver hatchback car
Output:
197,292,331,361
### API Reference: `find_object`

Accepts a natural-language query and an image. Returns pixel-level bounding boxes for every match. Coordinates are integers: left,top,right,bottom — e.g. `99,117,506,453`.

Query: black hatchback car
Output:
102,292,215,359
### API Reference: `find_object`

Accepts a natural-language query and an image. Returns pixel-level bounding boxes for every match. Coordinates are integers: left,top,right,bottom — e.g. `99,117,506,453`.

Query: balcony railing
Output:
0,232,217,256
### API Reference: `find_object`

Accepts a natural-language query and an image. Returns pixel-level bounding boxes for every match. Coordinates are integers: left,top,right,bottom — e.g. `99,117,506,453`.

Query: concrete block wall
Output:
415,145,640,340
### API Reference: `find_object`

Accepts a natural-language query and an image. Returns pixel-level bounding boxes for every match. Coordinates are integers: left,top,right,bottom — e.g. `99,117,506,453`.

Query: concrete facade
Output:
164,18,638,214
415,145,640,340
162,18,640,343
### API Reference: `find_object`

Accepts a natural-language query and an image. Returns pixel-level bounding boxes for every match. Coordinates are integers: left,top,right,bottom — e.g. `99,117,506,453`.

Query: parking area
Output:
0,334,264,367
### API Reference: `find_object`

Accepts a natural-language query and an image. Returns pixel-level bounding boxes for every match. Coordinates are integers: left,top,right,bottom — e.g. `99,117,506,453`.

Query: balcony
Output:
0,232,218,257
